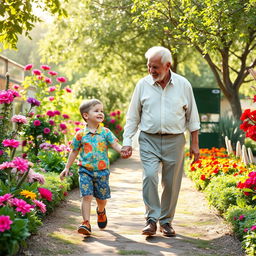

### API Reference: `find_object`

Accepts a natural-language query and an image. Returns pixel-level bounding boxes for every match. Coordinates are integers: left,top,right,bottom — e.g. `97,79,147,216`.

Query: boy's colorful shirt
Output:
71,125,118,171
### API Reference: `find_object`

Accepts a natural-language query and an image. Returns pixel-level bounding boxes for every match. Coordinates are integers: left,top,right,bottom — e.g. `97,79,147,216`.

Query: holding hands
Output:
121,146,132,159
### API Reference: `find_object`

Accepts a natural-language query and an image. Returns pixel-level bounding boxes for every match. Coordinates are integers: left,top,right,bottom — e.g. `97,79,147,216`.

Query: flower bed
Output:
186,148,256,256
0,64,122,255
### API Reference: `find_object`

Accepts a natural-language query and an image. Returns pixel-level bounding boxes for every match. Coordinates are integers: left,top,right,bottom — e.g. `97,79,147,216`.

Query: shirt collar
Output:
84,124,103,135
145,70,173,87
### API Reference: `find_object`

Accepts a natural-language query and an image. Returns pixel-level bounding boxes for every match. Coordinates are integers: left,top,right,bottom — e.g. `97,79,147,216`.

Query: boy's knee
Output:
82,195,93,202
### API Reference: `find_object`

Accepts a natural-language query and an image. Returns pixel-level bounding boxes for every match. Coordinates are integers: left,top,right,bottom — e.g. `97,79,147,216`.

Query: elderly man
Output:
121,46,200,237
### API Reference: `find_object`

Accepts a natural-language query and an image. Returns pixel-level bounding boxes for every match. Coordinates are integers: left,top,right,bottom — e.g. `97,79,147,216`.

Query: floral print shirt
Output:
71,125,118,171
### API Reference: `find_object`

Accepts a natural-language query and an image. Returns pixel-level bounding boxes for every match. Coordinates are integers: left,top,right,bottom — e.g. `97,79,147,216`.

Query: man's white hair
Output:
145,46,172,64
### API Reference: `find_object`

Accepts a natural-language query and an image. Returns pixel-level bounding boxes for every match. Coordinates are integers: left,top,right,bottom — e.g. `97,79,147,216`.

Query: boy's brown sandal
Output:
97,208,108,229
78,220,91,235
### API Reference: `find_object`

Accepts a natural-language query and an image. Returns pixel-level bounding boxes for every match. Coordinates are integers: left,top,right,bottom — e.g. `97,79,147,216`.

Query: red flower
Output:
253,95,256,103
24,64,33,71
38,188,52,201
240,109,251,121
41,65,51,70
200,175,206,181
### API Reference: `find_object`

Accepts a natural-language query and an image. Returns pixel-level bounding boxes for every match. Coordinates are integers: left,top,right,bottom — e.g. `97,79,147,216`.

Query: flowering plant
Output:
240,69,256,142
103,110,124,140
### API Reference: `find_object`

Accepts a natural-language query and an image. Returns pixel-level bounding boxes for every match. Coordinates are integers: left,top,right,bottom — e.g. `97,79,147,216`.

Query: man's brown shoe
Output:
142,220,157,236
160,223,176,237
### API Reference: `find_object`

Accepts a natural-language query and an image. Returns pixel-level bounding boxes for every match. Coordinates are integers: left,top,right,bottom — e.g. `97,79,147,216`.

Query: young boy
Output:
60,99,123,236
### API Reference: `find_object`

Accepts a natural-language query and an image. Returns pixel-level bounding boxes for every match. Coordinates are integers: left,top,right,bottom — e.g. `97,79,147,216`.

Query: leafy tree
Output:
0,0,67,49
132,0,256,120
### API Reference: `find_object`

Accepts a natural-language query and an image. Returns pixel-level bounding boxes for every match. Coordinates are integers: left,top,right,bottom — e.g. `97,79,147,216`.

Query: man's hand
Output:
121,146,132,159
60,168,69,180
190,144,200,164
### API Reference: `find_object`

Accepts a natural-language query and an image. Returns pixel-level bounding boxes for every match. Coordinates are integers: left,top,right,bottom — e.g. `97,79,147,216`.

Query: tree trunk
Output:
225,89,242,121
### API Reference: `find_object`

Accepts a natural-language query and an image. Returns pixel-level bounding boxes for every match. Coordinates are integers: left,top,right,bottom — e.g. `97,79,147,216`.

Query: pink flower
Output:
62,114,70,119
0,150,4,156
33,120,41,126
11,115,27,124
110,119,116,124
32,69,42,76
28,169,45,184
239,215,245,221
74,121,81,125
38,188,52,201
244,228,248,232
12,157,29,173
0,90,14,104
48,71,58,76
44,77,52,84
54,110,61,116
24,64,33,71
65,87,72,93
11,198,33,215
37,75,44,80
13,84,20,90
251,225,256,231
0,193,13,206
2,139,20,148
33,199,46,213
110,112,116,116
41,65,51,70
75,127,81,132
59,123,67,130
0,161,15,170
0,215,13,232
46,110,55,117
57,77,67,83
49,120,55,125
49,86,56,92
49,96,55,101
43,127,51,134
27,112,34,117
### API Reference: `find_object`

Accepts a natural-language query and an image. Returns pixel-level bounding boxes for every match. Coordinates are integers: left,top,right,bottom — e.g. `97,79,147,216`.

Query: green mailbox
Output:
193,88,221,148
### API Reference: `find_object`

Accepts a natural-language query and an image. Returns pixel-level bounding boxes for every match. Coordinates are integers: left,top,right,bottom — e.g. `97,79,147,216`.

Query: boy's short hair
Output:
79,99,102,120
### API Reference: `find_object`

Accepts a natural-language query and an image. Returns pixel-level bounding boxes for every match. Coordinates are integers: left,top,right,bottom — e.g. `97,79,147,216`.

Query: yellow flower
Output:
20,190,37,200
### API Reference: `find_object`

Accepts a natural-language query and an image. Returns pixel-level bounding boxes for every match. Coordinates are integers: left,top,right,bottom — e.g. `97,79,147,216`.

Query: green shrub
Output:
205,175,241,213
225,206,256,256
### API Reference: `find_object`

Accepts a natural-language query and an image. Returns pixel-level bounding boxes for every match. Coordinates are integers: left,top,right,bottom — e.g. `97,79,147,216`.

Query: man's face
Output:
147,55,170,82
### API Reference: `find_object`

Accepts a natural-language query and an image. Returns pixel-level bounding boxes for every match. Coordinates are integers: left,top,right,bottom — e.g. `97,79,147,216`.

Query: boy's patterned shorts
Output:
79,167,111,200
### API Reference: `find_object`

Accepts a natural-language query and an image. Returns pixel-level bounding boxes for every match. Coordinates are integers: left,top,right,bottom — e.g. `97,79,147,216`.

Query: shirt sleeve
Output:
123,81,142,146
70,131,82,151
106,129,118,145
185,83,201,132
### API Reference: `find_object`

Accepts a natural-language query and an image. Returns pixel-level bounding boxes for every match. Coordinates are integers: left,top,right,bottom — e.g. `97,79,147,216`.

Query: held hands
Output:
121,146,132,159
60,168,69,180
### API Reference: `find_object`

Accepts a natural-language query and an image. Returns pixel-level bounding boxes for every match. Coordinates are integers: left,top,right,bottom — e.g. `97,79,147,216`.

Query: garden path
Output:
25,150,244,256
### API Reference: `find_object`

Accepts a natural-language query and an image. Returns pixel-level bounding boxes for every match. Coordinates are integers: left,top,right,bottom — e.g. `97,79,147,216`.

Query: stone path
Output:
25,150,244,256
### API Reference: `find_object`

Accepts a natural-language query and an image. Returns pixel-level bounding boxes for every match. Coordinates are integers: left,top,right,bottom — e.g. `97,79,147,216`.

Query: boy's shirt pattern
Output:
71,125,118,171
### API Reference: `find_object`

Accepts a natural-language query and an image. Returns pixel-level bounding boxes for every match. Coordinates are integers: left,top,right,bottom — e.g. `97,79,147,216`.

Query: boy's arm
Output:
111,141,122,154
60,150,79,180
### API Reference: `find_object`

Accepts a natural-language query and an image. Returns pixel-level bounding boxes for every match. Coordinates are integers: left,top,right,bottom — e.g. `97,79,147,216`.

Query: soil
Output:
21,150,244,256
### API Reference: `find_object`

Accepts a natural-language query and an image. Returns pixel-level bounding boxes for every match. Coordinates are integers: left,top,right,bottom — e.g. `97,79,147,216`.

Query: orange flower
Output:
76,132,83,141
85,164,93,171
98,160,107,170
84,143,93,153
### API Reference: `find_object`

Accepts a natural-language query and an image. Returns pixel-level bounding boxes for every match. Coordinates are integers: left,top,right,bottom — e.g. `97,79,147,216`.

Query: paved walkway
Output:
25,150,244,256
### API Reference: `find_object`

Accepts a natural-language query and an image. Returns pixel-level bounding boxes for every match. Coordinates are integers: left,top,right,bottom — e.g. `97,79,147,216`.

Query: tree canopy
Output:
0,0,67,49
132,0,256,120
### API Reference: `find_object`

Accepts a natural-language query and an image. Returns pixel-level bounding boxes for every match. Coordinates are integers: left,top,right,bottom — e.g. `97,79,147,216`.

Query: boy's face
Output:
83,103,104,124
